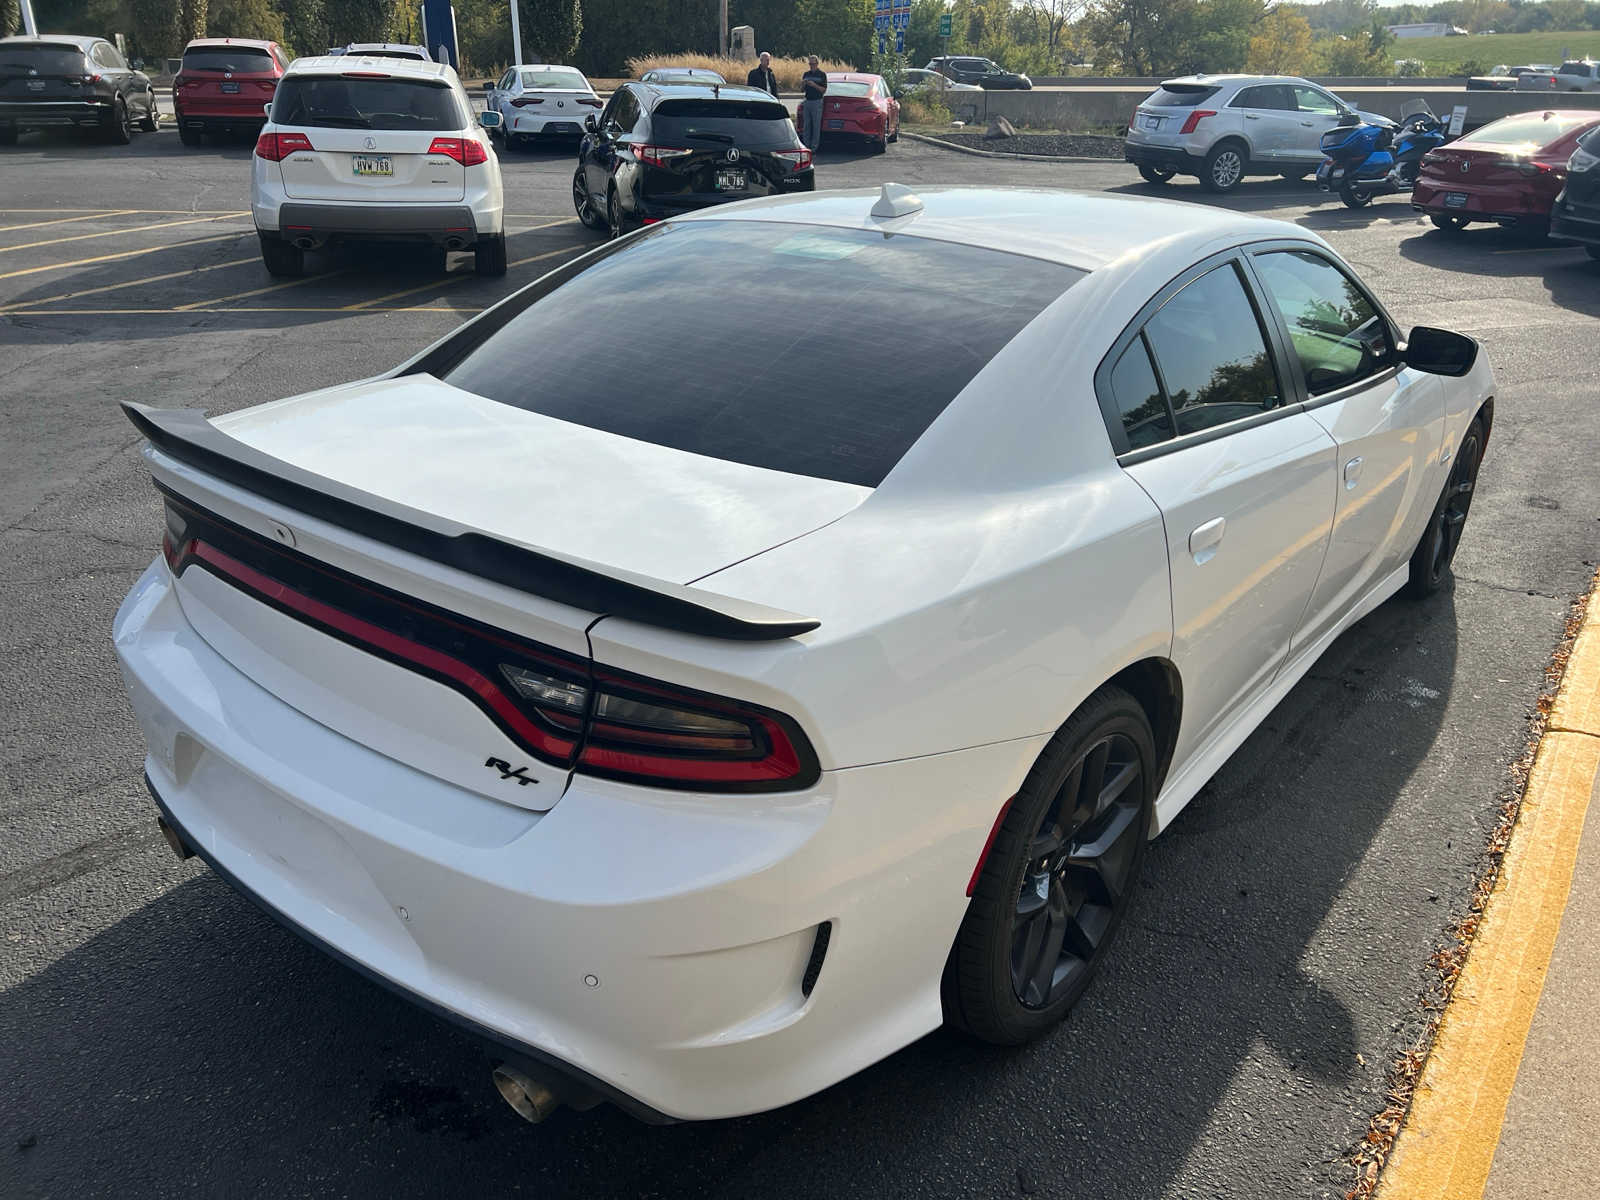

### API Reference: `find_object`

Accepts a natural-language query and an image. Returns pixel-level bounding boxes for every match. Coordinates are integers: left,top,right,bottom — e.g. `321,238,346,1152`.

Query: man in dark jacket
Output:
799,54,828,150
746,51,778,97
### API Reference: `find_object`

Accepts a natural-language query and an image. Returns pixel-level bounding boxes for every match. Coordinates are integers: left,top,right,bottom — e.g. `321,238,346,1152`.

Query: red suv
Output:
174,38,288,146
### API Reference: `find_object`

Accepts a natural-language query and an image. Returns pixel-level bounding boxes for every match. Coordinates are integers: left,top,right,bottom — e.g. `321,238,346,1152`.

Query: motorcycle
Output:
1316,101,1447,209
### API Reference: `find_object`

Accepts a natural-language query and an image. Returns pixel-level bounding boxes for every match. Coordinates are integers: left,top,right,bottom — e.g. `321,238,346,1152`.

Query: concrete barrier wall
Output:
947,87,1600,133
1031,76,1471,88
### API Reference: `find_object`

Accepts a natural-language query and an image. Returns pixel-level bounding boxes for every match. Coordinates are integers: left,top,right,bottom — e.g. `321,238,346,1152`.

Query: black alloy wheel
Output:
140,90,160,132
607,188,633,239
573,168,606,231
106,96,132,145
1406,416,1484,599
1138,164,1176,185
946,685,1154,1044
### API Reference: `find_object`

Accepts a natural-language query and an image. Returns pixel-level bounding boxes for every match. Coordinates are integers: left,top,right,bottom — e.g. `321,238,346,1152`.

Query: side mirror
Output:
1401,326,1478,376
478,109,502,129
583,113,597,133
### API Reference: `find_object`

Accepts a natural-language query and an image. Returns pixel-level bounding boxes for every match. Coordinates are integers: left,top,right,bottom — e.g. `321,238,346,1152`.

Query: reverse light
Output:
254,131,314,160
635,144,692,167
428,136,489,166
1178,108,1216,135
773,147,813,169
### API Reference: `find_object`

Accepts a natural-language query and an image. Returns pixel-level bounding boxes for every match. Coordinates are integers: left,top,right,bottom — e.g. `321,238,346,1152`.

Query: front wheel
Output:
140,91,159,132
1430,214,1468,233
1199,142,1245,193
1340,180,1373,208
1405,415,1485,599
1138,164,1175,185
944,685,1155,1044
573,168,607,231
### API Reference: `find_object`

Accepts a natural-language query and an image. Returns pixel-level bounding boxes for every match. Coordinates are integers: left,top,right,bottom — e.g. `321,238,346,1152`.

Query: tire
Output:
178,123,202,147
888,121,899,143
1138,164,1176,185
1585,243,1600,260
607,187,633,239
140,91,159,132
1199,141,1246,193
944,685,1155,1045
1405,415,1485,600
105,97,132,145
1340,180,1373,209
258,235,303,278
1430,214,1468,233
871,128,887,154
0,125,16,146
474,233,507,277
573,167,607,231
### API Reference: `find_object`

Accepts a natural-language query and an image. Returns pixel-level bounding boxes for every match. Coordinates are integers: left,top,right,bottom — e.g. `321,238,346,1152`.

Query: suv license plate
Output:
715,168,746,191
353,155,393,176
1444,191,1468,208
220,81,240,93
1140,114,1160,130
26,79,45,91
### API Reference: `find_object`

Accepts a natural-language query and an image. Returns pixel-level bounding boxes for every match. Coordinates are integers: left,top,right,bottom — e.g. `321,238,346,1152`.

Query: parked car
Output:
114,185,1493,1125
1549,125,1600,258
1554,59,1600,91
486,63,601,147
0,34,158,145
251,55,505,277
1125,74,1393,193
813,72,899,152
574,81,813,236
344,43,431,63
899,66,980,95
173,38,290,146
924,55,1031,90
1467,64,1547,91
1412,109,1600,235
638,67,724,86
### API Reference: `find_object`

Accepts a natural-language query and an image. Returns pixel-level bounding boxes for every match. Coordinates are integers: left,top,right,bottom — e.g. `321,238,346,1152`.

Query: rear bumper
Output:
0,99,110,127
509,112,588,137
1124,141,1200,173
258,202,483,245
1551,197,1600,244
113,561,1045,1120
176,109,268,130
1412,178,1556,222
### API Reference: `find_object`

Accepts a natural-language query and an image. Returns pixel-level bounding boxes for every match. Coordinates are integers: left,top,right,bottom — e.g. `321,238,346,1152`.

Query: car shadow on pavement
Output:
1106,176,1325,215
0,596,1462,1198
1396,226,1600,319
0,127,255,162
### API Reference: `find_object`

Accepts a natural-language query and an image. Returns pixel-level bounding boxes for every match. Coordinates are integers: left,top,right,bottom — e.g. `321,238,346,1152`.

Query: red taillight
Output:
635,144,692,167
1515,159,1561,178
257,80,277,91
577,97,603,107
81,72,102,84
773,147,813,169
428,136,488,166
253,131,313,160
509,96,544,106
1178,108,1216,135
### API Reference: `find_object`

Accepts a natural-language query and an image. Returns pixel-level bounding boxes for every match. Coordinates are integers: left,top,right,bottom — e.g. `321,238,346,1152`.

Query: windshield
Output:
827,80,874,97
521,68,587,89
430,221,1082,487
651,99,798,149
271,76,464,130
0,45,85,74
182,47,273,72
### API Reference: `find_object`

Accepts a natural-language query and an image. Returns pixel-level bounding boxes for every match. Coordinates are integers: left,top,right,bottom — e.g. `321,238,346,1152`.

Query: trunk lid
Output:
0,44,90,101
278,126,465,201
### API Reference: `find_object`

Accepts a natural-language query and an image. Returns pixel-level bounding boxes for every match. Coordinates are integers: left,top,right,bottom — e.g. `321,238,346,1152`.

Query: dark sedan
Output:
0,34,158,144
924,55,1032,90
573,81,814,237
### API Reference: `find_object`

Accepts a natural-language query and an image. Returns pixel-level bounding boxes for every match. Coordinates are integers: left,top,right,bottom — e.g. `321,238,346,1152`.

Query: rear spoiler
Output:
121,403,822,642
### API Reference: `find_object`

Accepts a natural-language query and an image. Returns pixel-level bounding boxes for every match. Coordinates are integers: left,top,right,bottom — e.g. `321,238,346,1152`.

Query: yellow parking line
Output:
0,210,140,233
0,232,249,281
1374,586,1600,1200
0,213,248,255
172,270,349,311
341,230,576,311
0,208,249,214
0,257,259,312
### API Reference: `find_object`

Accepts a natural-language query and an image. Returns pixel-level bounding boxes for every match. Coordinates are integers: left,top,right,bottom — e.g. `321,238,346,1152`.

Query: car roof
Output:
637,81,781,103
518,63,584,71
1461,109,1600,142
185,38,277,49
676,186,1307,272
346,43,428,53
0,34,101,49
284,54,455,82
1161,74,1318,88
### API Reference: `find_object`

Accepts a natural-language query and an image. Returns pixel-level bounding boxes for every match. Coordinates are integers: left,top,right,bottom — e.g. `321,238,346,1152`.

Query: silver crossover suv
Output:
1124,74,1392,193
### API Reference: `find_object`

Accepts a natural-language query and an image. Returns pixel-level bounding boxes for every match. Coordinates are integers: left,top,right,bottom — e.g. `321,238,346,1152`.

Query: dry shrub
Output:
899,94,952,126
627,53,856,91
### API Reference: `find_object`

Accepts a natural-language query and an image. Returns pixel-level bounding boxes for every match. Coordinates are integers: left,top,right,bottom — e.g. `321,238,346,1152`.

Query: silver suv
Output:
1124,74,1391,193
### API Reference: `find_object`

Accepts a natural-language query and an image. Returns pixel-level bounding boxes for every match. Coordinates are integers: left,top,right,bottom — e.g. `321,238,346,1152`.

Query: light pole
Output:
20,0,38,36
720,0,728,56
508,0,523,66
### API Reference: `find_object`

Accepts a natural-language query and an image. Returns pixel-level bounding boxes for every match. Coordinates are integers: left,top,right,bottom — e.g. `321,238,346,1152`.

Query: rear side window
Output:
430,221,1082,487
1142,263,1282,437
1560,62,1591,75
272,76,464,130
1253,250,1391,395
0,44,86,74
183,46,273,71
1109,337,1174,449
650,99,798,149
1145,85,1220,107
1233,85,1292,111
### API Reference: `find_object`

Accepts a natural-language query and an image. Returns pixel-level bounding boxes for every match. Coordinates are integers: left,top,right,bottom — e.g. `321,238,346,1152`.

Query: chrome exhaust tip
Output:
492,1064,561,1124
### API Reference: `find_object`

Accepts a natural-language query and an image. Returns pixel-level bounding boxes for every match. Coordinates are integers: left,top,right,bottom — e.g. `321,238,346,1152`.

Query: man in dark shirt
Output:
799,54,828,150
746,51,778,97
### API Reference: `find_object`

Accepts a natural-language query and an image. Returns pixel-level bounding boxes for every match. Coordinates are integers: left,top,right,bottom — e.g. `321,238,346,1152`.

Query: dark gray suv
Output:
0,34,158,145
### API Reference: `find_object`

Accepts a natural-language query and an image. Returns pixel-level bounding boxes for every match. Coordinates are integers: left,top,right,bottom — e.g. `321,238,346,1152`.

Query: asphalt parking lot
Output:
3,126,1599,1200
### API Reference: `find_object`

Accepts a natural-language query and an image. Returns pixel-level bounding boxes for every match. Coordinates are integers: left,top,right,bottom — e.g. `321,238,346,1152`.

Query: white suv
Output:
252,56,505,277
1125,74,1391,193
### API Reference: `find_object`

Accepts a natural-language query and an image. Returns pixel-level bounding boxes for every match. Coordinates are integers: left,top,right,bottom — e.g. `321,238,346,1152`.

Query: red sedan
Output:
812,72,900,153
1413,109,1600,234
173,37,290,146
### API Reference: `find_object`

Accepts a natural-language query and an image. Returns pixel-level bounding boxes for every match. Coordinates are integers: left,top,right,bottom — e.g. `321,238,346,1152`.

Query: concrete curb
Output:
899,130,1120,165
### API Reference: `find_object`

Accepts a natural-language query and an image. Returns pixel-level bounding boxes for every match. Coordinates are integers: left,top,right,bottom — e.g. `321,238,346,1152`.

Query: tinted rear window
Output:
521,68,587,89
651,99,797,149
827,80,874,97
360,49,429,61
1145,85,1220,107
183,46,273,71
432,221,1082,487
0,45,85,74
271,76,463,130
1472,112,1596,144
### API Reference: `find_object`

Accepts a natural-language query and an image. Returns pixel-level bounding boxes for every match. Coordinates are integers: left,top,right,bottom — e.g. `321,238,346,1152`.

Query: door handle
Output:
1244,113,1261,120
1188,517,1226,564
1343,456,1365,489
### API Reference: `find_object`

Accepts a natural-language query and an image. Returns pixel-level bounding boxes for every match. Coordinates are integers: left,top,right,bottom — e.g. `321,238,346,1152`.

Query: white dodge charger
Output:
113,186,1494,1123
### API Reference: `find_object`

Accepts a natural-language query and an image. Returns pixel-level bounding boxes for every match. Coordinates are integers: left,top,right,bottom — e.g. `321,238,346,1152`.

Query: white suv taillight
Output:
428,136,488,166
254,131,314,161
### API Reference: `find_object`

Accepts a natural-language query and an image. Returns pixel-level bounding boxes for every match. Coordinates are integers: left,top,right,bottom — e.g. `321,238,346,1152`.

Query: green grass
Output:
1394,30,1600,73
